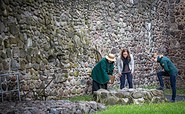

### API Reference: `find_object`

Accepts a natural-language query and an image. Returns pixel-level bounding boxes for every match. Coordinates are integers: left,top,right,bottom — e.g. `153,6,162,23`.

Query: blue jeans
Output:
120,72,133,89
157,71,177,100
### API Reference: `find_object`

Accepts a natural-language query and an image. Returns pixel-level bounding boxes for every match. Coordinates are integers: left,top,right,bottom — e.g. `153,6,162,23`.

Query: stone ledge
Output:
93,88,168,105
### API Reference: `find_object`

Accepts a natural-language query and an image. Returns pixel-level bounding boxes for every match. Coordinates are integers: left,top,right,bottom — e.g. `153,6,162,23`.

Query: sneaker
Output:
156,87,164,91
170,99,175,102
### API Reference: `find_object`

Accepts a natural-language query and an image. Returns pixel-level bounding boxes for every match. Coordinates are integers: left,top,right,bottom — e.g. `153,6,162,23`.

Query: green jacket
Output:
157,56,178,75
91,58,114,84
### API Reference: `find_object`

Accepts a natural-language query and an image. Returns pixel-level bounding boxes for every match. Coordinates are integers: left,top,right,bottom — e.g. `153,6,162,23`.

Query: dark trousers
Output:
120,72,133,89
157,71,177,100
92,80,108,94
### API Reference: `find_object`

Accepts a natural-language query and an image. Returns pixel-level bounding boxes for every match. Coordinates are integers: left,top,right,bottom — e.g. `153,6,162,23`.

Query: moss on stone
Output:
36,55,42,64
4,39,10,48
64,73,68,78
27,47,34,55
2,61,9,70
74,63,78,67
9,37,17,44
69,72,73,76
42,58,48,65
9,23,19,35
73,71,79,77
31,74,39,80
20,59,26,71
56,29,61,34
17,40,24,49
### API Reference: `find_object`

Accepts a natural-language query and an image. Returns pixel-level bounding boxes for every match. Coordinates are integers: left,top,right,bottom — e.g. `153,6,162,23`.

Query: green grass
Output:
143,86,185,95
58,90,185,114
60,95,93,102
94,101,185,114
58,88,185,102
164,89,185,95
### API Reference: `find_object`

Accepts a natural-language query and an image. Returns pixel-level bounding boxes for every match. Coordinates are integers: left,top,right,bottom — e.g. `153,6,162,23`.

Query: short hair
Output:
152,53,158,58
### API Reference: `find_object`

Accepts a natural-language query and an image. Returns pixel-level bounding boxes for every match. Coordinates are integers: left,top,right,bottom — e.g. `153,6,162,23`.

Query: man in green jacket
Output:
152,53,178,102
91,53,116,94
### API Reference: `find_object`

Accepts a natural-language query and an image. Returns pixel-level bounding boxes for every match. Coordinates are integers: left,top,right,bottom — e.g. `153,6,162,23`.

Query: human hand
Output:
108,75,115,84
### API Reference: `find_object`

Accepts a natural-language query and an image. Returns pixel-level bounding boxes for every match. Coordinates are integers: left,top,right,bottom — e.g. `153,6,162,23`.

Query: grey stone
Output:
4,39,10,48
94,89,167,105
0,0,6,10
20,59,26,71
0,21,5,33
50,108,59,114
6,48,11,58
12,48,20,58
11,59,19,71
17,40,24,49
132,91,143,99
0,0,184,99
0,51,6,59
0,63,3,71
20,50,26,58
32,63,39,70
178,24,184,30
9,23,19,35
23,110,32,114
0,38,3,50
2,61,9,70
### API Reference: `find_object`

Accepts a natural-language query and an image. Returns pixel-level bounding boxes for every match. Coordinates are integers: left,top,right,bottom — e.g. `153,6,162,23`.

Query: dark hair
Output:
121,49,131,60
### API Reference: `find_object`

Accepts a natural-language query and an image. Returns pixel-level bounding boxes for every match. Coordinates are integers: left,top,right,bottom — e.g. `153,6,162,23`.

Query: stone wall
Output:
94,88,167,105
0,0,184,99
0,100,106,114
165,0,185,88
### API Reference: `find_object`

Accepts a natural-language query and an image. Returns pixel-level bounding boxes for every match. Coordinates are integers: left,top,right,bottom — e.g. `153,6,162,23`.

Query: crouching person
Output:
91,53,116,94
152,53,178,102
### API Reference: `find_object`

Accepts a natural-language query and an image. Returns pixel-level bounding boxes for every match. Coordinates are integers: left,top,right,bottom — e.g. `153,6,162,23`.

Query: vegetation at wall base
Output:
59,95,93,102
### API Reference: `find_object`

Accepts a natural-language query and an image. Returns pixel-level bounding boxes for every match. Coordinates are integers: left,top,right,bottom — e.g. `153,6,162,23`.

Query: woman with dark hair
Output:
117,49,134,89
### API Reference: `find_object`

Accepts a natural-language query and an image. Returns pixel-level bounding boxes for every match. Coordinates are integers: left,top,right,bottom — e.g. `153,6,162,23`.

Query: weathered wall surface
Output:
0,0,184,99
94,88,167,105
166,0,185,88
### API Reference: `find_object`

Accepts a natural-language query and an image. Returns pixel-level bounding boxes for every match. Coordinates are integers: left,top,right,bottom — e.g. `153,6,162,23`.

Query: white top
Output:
117,54,134,74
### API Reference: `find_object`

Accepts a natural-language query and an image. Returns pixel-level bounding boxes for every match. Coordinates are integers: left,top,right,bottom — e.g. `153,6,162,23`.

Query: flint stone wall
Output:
0,100,106,114
94,88,167,105
0,0,185,99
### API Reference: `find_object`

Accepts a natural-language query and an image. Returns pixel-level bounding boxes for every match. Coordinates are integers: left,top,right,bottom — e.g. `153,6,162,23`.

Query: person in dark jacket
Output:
152,53,178,102
91,53,116,94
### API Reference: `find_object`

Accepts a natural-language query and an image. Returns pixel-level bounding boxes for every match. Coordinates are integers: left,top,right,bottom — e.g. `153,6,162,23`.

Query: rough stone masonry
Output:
94,88,167,105
0,0,185,99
